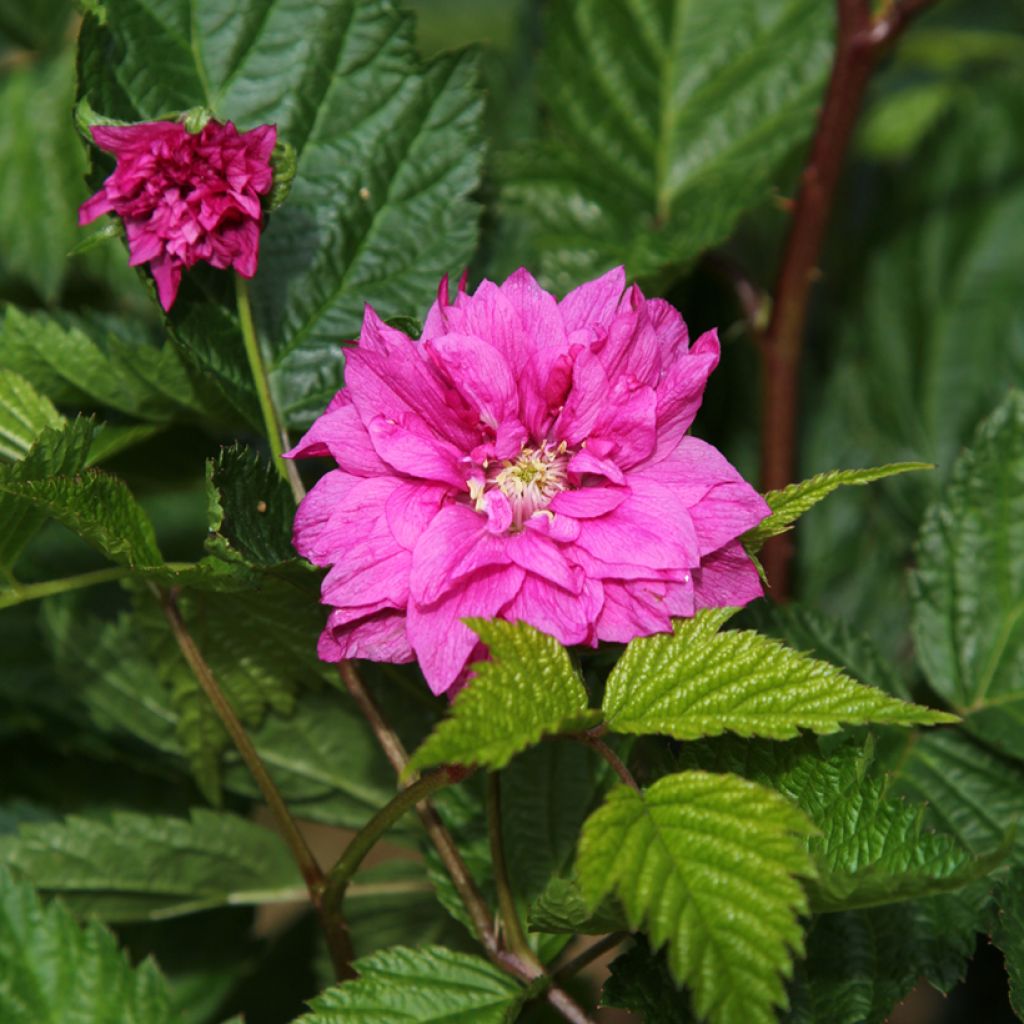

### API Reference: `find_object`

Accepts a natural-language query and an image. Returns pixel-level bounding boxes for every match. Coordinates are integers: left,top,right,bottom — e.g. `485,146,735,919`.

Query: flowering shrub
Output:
290,267,767,692
0,2,1022,1024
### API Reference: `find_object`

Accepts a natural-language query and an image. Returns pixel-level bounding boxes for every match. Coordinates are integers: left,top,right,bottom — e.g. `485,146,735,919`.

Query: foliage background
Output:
0,0,1023,1021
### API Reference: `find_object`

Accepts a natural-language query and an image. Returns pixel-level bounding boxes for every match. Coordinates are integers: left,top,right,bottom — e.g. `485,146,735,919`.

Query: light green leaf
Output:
0,469,163,568
742,463,931,554
293,945,524,1023
995,868,1024,1019
408,619,598,773
0,809,301,921
78,0,485,428
577,771,815,1024
0,868,175,1024
0,369,63,462
911,390,1024,759
502,0,833,290
0,417,93,569
602,609,955,741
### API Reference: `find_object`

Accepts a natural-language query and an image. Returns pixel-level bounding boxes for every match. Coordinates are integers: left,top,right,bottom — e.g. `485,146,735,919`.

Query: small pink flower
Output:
79,119,276,310
289,268,770,695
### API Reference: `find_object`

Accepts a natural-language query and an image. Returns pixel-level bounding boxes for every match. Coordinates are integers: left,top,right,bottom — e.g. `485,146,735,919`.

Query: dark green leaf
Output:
528,875,627,936
602,609,954,741
408,619,598,773
577,771,815,1024
602,940,694,1023
995,868,1024,1019
911,390,1024,759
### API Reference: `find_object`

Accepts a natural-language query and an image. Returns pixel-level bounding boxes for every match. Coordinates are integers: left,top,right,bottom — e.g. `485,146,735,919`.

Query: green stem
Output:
234,273,304,504
324,766,468,918
0,566,132,609
158,587,354,979
486,773,536,963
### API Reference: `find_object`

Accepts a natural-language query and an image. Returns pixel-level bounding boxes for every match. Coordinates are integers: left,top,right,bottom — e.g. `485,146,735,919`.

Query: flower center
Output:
473,441,570,530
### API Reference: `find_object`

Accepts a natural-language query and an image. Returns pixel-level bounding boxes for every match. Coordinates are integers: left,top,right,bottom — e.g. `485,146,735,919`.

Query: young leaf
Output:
742,462,931,554
292,945,524,1023
995,868,1024,1019
502,0,834,290
0,809,301,922
0,369,63,461
78,0,484,428
528,875,627,936
911,390,1024,760
0,868,175,1024
407,619,598,773
602,609,955,741
576,771,815,1024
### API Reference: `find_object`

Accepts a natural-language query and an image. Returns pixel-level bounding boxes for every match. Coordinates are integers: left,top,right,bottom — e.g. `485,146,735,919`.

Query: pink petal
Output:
554,350,610,445
595,580,673,643
549,485,627,518
427,333,519,429
693,541,764,609
567,448,626,486
367,414,468,489
505,529,584,593
385,481,449,549
284,391,389,476
78,189,114,225
318,607,413,663
589,378,658,468
652,330,720,460
559,266,626,332
500,573,603,648
149,253,182,311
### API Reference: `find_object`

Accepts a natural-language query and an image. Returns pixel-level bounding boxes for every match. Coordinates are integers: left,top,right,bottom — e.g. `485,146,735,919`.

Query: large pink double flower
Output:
289,267,769,695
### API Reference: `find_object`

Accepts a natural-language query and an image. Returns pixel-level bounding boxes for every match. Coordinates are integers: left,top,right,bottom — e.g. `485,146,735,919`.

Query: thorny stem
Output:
758,0,939,597
324,766,471,919
554,933,630,984
336,661,596,1023
159,588,355,979
234,273,305,505
574,729,641,793
486,772,538,964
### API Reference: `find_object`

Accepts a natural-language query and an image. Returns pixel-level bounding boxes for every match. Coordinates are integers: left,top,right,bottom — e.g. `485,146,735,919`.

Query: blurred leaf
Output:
576,771,815,1024
602,608,954,742
85,422,164,466
528,875,626,936
502,0,833,290
995,867,1024,1019
293,945,524,1023
0,868,175,1024
743,463,931,553
77,0,485,428
602,940,696,1023
0,369,62,461
0,417,93,569
911,391,1024,759
0,808,301,921
408,619,598,773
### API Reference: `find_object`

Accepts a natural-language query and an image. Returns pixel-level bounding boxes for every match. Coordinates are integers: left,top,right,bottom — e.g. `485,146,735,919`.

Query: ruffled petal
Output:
693,541,764,609
559,265,626,333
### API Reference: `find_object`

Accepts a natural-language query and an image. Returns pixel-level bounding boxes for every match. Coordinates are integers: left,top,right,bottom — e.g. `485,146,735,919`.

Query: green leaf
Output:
78,0,485,428
742,463,932,554
0,469,163,568
0,417,93,569
293,945,524,1023
0,868,175,1024
995,868,1024,1019
502,0,834,290
911,390,1024,759
0,370,63,462
576,771,815,1024
602,940,695,1023
0,808,301,921
894,729,1024,864
602,609,955,741
527,875,627,936
408,619,598,773
678,737,1000,911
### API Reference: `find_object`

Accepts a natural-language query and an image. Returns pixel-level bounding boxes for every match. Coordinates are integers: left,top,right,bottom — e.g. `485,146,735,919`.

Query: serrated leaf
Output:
408,619,598,773
995,868,1024,1019
0,417,93,568
911,390,1024,760
0,808,301,921
293,945,524,1023
78,0,484,428
0,469,163,568
501,0,833,291
0,369,63,461
602,609,955,741
0,868,175,1024
527,875,627,936
742,463,931,554
577,771,815,1024
678,737,1001,912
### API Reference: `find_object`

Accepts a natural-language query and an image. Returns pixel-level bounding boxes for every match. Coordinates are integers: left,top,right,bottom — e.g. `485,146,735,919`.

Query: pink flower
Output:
79,119,276,311
288,267,770,695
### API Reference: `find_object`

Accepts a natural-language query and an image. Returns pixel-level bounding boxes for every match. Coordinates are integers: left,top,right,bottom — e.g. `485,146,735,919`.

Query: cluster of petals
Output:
289,267,769,695
79,119,276,311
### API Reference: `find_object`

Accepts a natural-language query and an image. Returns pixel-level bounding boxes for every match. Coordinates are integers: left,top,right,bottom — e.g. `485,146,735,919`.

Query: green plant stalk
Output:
324,765,469,918
486,772,538,964
159,587,354,979
0,562,198,609
234,273,304,504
